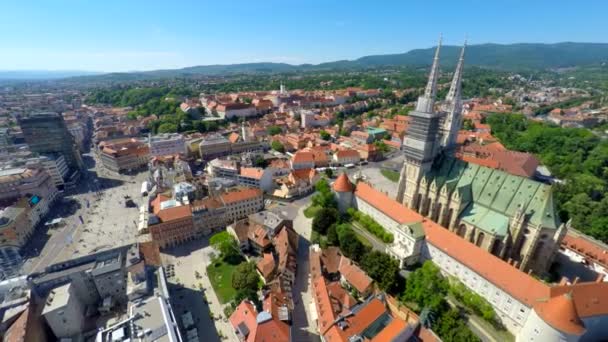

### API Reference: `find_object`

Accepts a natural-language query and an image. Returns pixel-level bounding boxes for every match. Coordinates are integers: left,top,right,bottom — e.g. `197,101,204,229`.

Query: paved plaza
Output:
22,151,145,274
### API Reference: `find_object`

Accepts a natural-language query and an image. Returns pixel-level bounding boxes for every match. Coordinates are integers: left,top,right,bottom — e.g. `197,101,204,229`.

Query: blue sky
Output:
1,0,606,72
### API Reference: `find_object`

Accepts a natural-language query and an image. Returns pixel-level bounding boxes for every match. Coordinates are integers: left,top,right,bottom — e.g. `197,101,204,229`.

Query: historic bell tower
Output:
397,37,443,209
440,41,466,151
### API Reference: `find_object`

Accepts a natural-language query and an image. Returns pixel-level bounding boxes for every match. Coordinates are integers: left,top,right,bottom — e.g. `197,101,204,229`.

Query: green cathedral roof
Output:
429,157,560,237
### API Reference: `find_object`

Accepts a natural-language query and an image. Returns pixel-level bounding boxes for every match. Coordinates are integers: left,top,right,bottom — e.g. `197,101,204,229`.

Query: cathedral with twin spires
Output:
395,38,567,275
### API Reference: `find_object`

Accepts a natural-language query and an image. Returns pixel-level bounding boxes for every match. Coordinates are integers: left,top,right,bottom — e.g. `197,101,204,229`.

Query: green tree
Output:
461,118,475,131
253,156,267,168
327,224,339,246
271,140,285,153
232,262,260,291
210,232,241,264
320,130,331,140
157,122,178,133
325,168,334,178
401,261,448,313
435,309,481,342
312,208,338,235
360,251,400,292
267,125,282,136
336,224,368,262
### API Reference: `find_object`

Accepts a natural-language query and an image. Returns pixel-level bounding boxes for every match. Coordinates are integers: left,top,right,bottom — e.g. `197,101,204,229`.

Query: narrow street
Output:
289,197,321,342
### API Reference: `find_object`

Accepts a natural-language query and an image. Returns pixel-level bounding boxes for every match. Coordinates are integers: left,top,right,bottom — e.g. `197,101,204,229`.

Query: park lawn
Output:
381,169,400,182
206,260,238,304
304,205,321,218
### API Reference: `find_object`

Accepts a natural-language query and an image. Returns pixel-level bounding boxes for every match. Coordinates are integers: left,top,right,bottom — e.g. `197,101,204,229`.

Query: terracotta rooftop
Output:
338,257,373,294
355,182,423,224
370,316,408,342
310,249,338,335
562,232,608,268
229,301,257,342
157,205,192,222
333,173,354,192
535,293,585,335
257,253,276,280
220,187,262,204
321,247,343,274
549,281,608,320
323,298,387,342
139,241,162,267
422,219,549,306
240,167,265,180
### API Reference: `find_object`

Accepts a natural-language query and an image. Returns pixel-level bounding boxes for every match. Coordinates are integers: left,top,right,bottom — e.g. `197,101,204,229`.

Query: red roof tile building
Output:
334,176,608,339
148,196,195,249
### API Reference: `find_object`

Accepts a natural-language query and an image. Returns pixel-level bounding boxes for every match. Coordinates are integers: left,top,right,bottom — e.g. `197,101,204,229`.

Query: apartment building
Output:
198,134,231,160
18,112,83,171
332,149,360,165
99,138,150,173
237,167,274,192
148,133,186,157
219,187,264,223
148,195,195,249
191,197,227,236
0,167,59,205
216,103,256,119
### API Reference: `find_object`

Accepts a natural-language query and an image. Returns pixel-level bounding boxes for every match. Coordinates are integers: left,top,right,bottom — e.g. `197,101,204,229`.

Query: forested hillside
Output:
486,114,608,242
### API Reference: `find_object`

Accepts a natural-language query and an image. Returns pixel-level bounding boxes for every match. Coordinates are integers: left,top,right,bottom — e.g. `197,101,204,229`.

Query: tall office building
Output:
18,112,83,171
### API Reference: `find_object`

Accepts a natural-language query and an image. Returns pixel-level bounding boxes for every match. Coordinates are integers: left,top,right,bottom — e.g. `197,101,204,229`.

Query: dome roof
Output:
535,293,586,335
333,173,353,192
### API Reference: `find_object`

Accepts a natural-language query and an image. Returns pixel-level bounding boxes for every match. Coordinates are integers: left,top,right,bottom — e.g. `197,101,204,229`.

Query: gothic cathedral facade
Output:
396,39,567,276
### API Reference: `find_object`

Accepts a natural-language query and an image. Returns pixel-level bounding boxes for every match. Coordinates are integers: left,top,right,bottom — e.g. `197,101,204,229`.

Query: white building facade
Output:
149,133,186,157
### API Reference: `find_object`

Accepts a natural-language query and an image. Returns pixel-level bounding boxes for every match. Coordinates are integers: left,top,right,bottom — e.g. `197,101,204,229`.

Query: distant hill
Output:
332,42,608,70
0,70,102,80
11,42,608,82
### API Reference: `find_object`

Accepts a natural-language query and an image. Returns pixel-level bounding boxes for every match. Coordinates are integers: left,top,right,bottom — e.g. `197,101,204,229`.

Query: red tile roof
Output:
355,182,423,224
534,293,585,335
257,253,276,280
240,167,264,180
157,205,192,222
311,249,338,335
335,149,360,159
548,281,608,319
370,317,408,342
323,298,387,342
562,232,608,268
333,173,354,192
338,257,373,294
139,241,162,267
229,301,257,342
221,188,262,204
321,247,343,274
422,219,549,306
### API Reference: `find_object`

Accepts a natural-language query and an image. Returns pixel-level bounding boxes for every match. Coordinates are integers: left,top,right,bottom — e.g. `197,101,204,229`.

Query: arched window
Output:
444,208,454,228
433,203,442,222
531,241,544,260
457,224,467,238
491,239,502,256
476,232,485,247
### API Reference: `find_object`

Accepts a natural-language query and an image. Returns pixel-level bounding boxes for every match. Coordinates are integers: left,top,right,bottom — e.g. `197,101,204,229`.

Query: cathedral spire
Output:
424,34,442,99
416,35,442,113
446,39,466,103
